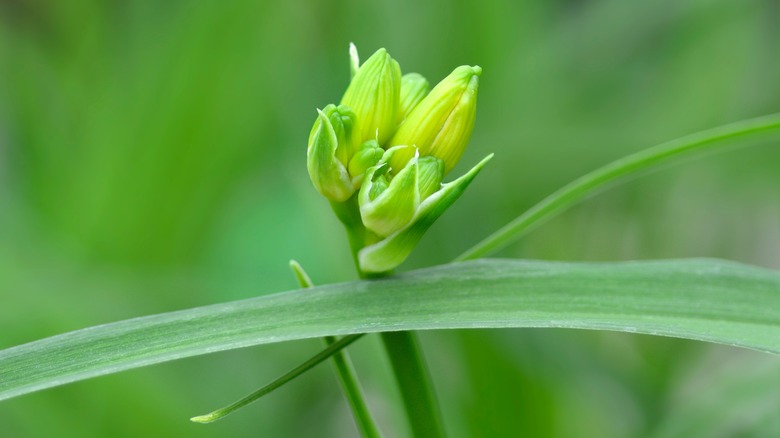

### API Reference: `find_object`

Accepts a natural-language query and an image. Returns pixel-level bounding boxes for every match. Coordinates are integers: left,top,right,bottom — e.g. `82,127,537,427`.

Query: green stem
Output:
330,196,377,272
380,331,447,438
456,113,780,261
332,191,446,438
290,261,382,438
332,195,447,437
190,334,364,424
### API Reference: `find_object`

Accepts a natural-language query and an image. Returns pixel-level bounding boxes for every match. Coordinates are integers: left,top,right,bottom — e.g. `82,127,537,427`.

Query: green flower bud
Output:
306,105,357,202
341,48,402,145
416,156,445,200
388,65,481,173
306,47,491,274
398,73,430,122
348,140,384,189
358,146,420,238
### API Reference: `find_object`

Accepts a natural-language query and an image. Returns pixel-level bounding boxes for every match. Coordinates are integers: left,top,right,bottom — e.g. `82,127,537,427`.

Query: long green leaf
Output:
457,113,780,261
1,258,779,402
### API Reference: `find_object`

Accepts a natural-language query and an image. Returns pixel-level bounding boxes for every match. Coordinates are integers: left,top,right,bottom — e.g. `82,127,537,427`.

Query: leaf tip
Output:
190,413,217,424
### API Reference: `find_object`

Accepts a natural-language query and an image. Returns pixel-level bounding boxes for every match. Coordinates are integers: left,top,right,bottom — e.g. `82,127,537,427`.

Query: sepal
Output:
416,156,445,200
358,146,420,238
358,154,493,273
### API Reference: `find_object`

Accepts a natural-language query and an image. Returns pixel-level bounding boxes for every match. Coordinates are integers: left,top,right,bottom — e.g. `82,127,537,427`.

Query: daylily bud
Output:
306,105,357,202
398,73,430,121
341,48,402,145
359,147,420,237
306,44,491,274
348,140,384,188
330,104,359,164
416,156,444,200
389,65,481,173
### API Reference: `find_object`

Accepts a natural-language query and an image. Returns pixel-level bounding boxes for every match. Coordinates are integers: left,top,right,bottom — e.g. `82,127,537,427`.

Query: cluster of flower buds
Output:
307,44,491,273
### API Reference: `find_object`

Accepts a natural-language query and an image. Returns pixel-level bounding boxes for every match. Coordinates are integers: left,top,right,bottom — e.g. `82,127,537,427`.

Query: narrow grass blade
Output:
288,260,382,437
456,113,780,261
190,334,364,423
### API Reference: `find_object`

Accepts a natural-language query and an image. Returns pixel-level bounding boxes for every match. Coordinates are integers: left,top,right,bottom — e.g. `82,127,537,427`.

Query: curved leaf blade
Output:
456,113,780,260
1,258,778,402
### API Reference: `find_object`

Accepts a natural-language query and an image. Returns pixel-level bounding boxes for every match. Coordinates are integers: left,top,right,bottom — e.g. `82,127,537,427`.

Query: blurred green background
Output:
1,0,779,436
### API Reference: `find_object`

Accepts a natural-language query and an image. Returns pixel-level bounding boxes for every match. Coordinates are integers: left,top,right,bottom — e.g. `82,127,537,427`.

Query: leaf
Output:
1,258,779,403
457,113,780,260
190,334,365,424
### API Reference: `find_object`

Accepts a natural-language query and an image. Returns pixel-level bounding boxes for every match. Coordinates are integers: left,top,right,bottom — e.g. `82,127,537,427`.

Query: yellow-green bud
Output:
306,105,357,202
348,140,384,189
388,65,481,173
398,73,430,122
306,45,491,274
341,48,402,145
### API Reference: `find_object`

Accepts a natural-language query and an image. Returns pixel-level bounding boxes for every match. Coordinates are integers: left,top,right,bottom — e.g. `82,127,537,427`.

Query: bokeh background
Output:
1,0,779,436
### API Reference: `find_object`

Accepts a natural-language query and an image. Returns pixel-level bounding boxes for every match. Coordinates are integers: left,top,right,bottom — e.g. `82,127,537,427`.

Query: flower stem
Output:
334,193,447,438
289,260,383,438
330,196,379,272
380,331,447,438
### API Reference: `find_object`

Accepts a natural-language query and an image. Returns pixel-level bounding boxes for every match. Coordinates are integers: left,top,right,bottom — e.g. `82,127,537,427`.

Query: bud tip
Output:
349,43,360,78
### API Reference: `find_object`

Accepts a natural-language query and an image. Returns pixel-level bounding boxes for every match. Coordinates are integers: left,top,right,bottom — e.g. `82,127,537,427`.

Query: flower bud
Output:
388,65,481,173
358,146,420,237
398,73,430,121
341,48,402,145
306,105,357,202
348,140,384,188
306,45,491,274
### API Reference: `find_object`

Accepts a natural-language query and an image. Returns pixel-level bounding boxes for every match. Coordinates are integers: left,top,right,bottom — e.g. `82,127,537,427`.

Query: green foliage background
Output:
1,0,778,436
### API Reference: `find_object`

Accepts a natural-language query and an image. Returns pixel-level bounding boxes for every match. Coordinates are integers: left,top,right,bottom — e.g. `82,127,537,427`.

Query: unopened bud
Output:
306,46,491,274
341,48,402,145
348,140,384,188
398,73,430,122
389,65,481,173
